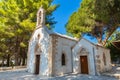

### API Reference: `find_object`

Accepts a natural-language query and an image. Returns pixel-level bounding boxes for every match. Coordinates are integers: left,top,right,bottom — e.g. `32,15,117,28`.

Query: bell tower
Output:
36,6,46,28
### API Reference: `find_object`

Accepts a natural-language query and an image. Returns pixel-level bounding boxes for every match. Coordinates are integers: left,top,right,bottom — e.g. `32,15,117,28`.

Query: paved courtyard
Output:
0,69,118,80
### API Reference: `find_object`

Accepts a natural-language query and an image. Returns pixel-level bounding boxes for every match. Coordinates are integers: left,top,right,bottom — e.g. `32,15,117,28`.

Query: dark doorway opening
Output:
35,55,40,74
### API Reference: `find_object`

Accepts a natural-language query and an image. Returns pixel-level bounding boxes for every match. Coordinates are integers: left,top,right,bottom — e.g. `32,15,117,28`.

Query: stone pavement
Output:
0,69,118,80
102,66,120,79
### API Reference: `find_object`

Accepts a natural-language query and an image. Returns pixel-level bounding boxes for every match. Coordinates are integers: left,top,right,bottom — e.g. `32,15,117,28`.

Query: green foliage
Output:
66,0,94,38
106,42,120,63
107,29,120,42
116,30,120,40
66,0,120,45
0,0,58,66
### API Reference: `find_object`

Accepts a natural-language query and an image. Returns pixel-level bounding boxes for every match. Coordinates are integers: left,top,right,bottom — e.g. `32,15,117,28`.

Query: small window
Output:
39,11,41,22
37,34,40,39
103,53,106,65
61,53,66,66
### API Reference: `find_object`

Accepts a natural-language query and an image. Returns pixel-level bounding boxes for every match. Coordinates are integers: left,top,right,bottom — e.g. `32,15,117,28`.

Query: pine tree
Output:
66,0,120,46
0,0,58,66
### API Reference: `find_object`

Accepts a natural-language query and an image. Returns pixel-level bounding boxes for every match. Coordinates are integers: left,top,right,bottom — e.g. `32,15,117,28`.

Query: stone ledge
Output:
0,66,27,73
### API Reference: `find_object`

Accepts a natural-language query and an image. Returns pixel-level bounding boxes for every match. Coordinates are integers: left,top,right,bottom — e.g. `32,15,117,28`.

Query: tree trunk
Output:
1,57,4,67
15,37,21,66
15,53,19,66
96,36,103,46
6,54,10,67
103,25,118,46
15,47,20,66
18,58,21,65
22,57,26,66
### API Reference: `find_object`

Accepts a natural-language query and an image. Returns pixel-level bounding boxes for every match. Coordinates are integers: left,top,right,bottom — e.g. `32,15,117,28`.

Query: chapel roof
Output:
80,38,109,50
43,26,78,41
50,32,78,41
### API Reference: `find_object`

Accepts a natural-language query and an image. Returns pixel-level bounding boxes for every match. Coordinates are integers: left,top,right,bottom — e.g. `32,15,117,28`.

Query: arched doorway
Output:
34,40,41,74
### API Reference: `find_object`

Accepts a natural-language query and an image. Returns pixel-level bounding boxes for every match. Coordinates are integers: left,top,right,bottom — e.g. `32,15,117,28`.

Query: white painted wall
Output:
27,27,52,76
72,38,96,75
27,40,37,73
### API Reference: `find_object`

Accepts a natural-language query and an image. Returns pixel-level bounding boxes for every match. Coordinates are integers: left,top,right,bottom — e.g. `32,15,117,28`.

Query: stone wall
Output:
95,46,111,73
52,35,77,76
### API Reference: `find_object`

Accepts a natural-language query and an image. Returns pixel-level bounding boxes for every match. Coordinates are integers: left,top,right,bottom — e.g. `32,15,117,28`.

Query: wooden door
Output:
35,55,40,74
80,56,88,74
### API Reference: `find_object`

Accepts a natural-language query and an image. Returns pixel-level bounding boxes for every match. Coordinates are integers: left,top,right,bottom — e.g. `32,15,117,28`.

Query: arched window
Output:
103,53,106,65
61,53,66,66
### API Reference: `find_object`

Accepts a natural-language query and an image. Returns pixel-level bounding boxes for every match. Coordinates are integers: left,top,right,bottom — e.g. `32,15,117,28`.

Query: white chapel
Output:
27,7,112,76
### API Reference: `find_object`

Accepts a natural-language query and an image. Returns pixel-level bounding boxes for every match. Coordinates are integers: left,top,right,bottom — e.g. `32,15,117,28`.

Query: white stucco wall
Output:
72,38,96,75
53,37,77,76
27,27,52,76
27,40,37,73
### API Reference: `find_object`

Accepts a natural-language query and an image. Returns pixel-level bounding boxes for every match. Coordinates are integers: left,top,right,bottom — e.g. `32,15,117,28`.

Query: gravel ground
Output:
0,70,118,80
102,66,120,79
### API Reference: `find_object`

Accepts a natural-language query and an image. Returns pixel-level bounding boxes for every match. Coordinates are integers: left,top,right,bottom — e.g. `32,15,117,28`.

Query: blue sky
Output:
52,0,97,43
52,0,82,34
